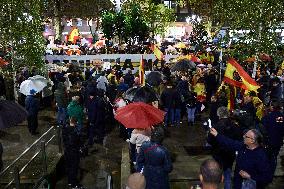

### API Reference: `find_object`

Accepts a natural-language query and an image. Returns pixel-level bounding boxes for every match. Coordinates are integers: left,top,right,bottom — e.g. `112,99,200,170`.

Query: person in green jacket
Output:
67,96,84,134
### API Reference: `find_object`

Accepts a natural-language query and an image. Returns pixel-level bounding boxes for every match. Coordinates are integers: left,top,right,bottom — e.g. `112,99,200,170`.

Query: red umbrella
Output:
259,53,272,62
190,55,202,63
115,102,165,129
0,57,8,67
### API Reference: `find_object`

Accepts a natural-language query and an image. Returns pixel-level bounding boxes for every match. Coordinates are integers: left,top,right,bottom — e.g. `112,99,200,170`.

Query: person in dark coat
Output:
25,89,40,135
106,76,117,103
205,69,218,102
210,128,273,189
238,93,256,130
124,69,135,88
209,95,219,125
93,89,107,144
137,127,172,189
0,141,3,171
208,107,242,189
186,91,197,126
54,82,68,126
117,77,129,94
62,117,82,188
160,82,175,126
160,82,182,127
261,101,284,175
86,92,97,146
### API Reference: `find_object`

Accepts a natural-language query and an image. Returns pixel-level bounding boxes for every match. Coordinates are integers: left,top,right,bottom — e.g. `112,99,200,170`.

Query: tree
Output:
101,11,116,40
44,0,114,39
212,0,284,62
122,2,150,44
123,0,175,37
0,0,46,70
178,0,284,63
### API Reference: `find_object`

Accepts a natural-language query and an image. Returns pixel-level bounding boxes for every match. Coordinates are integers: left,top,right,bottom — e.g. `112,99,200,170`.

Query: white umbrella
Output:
197,64,206,68
20,75,48,95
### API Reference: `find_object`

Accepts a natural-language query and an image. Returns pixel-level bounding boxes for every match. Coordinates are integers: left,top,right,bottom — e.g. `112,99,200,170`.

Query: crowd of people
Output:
0,51,284,189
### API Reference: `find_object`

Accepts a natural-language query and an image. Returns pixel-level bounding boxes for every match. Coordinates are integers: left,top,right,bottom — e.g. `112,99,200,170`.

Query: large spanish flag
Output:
223,58,259,91
139,55,145,86
152,44,164,60
67,27,80,44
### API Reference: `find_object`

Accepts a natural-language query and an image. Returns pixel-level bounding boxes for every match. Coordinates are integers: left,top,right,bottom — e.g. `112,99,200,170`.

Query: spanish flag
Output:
67,27,80,44
223,58,259,91
139,55,145,86
152,44,164,60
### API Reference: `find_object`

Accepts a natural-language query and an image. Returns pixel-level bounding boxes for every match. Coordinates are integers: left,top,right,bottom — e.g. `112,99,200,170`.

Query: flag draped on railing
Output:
223,58,260,91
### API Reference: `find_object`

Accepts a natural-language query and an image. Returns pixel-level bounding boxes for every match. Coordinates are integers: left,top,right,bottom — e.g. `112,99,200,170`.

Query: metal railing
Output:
0,126,63,189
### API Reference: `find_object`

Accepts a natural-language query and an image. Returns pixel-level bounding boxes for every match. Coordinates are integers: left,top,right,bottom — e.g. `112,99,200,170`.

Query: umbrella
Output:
146,71,164,86
0,100,27,129
124,86,158,103
197,64,206,68
259,53,272,62
171,59,196,72
115,102,165,128
20,75,48,95
190,55,202,63
0,57,8,67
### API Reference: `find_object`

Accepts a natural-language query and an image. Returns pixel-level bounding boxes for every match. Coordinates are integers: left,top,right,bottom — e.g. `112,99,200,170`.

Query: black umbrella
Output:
124,86,158,104
146,71,164,86
171,59,196,72
0,100,27,129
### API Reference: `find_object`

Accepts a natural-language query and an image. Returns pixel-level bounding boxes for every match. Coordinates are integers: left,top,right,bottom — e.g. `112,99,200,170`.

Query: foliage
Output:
122,2,150,44
122,0,175,36
189,24,209,50
101,11,116,40
212,0,284,62
45,0,113,19
0,0,46,71
177,0,284,63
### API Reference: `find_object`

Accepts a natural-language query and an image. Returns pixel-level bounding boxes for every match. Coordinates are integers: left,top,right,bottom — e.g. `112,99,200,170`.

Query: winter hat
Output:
30,89,37,95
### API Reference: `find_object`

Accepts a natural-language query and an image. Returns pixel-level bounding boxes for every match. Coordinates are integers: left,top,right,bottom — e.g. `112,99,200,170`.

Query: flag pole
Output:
219,49,223,84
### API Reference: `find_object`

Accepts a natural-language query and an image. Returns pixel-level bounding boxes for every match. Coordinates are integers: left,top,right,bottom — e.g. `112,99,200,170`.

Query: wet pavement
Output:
1,109,284,188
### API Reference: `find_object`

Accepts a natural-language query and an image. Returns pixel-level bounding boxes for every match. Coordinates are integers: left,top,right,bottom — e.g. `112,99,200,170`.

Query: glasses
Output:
243,135,254,140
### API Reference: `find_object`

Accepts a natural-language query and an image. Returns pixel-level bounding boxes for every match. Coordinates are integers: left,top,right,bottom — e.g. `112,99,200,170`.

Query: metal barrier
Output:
0,126,62,189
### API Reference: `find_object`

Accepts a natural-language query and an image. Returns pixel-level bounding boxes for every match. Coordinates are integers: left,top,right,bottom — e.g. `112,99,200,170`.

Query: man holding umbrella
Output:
25,89,40,135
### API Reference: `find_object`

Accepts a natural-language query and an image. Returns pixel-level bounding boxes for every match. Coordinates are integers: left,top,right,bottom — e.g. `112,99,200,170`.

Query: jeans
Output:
27,114,38,134
186,107,196,123
88,122,95,145
164,108,174,126
174,109,181,126
223,168,232,189
57,107,67,126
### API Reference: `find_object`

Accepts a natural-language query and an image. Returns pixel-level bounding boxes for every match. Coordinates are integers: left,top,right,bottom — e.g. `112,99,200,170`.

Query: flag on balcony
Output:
67,27,80,44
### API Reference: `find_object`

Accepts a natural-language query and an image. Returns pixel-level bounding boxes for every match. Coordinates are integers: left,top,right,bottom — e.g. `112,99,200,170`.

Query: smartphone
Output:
208,119,212,128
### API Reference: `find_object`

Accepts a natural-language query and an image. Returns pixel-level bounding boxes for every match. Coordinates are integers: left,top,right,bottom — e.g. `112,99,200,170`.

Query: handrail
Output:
4,134,56,189
0,126,55,177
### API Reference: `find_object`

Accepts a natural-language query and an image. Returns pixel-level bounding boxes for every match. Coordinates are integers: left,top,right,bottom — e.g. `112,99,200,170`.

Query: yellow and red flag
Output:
152,44,164,60
139,55,145,86
223,58,260,91
67,27,80,44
